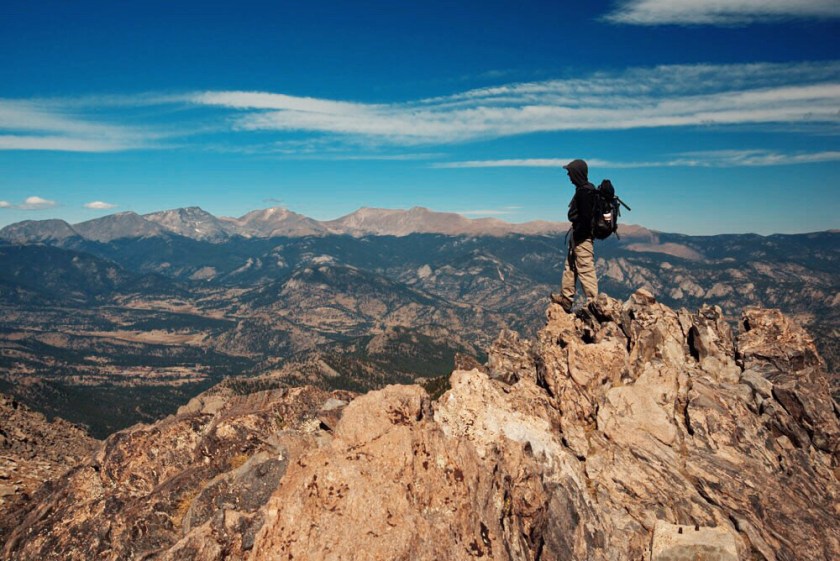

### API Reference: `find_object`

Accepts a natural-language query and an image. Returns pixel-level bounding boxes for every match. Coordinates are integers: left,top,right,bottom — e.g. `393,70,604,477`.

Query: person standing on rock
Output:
551,159,598,312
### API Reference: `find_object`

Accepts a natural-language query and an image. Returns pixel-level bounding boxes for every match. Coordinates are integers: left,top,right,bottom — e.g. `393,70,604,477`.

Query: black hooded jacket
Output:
564,159,596,243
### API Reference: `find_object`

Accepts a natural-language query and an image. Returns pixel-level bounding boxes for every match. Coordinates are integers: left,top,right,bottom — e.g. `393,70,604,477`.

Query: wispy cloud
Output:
191,62,840,144
15,196,58,210
307,153,443,161
604,0,840,26
0,201,10,208
436,159,572,169
0,98,175,152
671,149,840,166
2,61,838,153
84,201,118,210
436,150,840,169
0,135,140,152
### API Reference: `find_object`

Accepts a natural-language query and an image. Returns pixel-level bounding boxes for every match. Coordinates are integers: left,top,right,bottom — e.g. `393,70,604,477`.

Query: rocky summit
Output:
2,290,838,560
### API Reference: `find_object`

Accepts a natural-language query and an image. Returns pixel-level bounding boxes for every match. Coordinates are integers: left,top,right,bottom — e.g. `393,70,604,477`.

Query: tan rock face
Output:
0,394,98,543
253,385,503,561
3,291,839,560
2,386,354,561
651,522,738,561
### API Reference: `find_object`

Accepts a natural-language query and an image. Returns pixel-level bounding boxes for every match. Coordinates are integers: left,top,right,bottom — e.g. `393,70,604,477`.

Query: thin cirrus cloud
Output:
0,98,167,152
1,61,838,153
604,0,840,25
434,150,840,169
191,62,840,144
0,135,139,152
84,201,118,210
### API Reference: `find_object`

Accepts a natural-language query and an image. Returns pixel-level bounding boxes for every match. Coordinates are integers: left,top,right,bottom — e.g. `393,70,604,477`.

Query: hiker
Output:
551,159,598,312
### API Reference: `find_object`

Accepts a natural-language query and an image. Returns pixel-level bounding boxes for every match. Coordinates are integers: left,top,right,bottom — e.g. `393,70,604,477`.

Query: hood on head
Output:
563,159,589,187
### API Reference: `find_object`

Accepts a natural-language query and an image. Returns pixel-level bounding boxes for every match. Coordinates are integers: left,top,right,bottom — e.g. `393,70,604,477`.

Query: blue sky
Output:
0,0,838,234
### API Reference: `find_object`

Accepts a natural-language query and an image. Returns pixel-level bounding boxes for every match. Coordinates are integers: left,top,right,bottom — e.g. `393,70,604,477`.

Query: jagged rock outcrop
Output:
1,387,354,560
3,291,838,560
0,394,99,543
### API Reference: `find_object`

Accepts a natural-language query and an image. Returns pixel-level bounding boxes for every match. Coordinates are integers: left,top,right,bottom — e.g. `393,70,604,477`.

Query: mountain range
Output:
1,206,594,243
0,207,837,437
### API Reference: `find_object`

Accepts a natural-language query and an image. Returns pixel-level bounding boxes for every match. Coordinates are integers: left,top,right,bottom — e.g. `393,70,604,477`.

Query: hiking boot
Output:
550,293,573,313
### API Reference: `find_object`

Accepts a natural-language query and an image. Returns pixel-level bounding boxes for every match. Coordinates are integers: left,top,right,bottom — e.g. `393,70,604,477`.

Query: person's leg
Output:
574,238,598,301
551,241,575,311
560,245,577,303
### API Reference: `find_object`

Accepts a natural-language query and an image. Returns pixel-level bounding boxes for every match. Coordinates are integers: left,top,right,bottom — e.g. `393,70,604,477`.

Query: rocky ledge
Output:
2,289,838,560
0,394,98,542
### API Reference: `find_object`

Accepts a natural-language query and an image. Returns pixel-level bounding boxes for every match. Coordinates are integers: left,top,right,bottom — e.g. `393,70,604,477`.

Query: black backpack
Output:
591,180,630,240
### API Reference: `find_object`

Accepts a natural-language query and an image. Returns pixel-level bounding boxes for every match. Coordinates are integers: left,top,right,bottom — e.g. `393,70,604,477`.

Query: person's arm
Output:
574,187,594,238
567,195,578,223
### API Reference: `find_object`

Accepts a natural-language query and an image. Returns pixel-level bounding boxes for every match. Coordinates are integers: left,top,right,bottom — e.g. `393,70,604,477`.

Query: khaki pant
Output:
561,238,598,302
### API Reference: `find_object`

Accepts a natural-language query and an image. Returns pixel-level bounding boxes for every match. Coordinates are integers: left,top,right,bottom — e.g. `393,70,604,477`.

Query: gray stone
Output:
740,368,773,399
